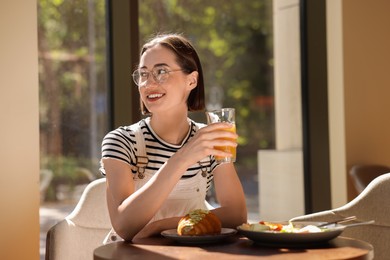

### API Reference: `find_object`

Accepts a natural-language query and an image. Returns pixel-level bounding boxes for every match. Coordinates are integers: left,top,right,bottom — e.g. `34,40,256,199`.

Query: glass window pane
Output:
139,0,274,220
38,0,108,257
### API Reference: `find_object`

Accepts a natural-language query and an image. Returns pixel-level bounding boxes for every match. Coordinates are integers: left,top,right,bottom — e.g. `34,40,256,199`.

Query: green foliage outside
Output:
38,0,108,201
41,156,97,201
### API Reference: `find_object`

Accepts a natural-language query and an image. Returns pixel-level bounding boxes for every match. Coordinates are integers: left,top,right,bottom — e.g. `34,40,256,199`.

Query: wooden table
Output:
94,235,373,260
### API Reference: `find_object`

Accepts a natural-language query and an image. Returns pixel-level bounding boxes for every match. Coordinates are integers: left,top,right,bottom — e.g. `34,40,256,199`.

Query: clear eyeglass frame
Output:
132,66,184,86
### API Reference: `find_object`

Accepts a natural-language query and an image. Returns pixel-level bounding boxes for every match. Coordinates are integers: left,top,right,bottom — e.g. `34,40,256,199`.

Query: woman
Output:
101,33,247,241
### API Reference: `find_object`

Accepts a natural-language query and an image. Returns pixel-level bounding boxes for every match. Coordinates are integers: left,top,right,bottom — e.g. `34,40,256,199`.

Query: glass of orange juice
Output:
205,108,236,163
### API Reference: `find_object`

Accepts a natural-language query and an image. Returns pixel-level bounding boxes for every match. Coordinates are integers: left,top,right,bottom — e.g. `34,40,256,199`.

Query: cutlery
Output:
336,220,375,229
316,216,357,228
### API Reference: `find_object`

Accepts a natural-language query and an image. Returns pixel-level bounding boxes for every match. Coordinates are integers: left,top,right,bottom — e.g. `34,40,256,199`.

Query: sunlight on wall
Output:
0,1,40,259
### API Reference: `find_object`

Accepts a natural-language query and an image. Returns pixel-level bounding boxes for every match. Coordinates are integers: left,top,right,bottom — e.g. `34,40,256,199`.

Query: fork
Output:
316,216,357,228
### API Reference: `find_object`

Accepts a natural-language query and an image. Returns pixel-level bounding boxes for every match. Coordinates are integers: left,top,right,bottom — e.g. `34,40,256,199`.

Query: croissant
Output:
177,209,222,236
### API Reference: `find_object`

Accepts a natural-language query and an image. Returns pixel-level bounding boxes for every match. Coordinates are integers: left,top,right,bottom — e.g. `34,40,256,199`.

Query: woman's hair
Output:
138,33,205,115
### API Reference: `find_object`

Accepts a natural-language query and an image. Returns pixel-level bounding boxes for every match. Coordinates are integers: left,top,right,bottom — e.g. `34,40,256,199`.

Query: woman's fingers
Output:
189,126,237,154
175,122,238,166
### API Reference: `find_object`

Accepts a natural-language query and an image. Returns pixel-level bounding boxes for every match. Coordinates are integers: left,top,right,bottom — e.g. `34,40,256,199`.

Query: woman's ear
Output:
187,71,198,90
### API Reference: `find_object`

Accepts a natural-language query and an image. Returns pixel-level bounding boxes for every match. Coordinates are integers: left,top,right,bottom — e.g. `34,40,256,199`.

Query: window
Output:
38,0,108,256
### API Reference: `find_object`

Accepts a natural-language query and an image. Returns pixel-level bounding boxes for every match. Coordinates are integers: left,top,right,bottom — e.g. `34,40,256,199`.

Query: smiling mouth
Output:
147,93,164,100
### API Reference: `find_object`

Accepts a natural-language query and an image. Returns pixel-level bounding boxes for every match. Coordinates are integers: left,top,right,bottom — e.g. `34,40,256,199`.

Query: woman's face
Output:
138,45,198,115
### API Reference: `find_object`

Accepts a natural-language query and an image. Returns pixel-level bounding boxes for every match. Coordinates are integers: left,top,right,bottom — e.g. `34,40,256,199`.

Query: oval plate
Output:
237,221,345,248
161,228,237,245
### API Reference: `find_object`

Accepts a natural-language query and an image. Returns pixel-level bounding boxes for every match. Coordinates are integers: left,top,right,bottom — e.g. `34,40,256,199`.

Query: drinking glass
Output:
205,108,236,163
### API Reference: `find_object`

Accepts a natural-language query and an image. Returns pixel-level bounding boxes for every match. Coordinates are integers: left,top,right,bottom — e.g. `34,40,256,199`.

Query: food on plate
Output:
239,221,323,233
177,209,222,236
259,221,284,231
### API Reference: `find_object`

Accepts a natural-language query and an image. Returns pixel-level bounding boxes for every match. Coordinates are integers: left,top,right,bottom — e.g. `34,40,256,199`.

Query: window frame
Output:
107,0,140,129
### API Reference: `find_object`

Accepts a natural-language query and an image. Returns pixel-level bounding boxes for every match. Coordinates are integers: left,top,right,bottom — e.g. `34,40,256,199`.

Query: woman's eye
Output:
140,71,149,78
157,68,168,75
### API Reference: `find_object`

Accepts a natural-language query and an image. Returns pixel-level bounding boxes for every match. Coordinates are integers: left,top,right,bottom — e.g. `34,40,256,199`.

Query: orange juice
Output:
215,124,236,163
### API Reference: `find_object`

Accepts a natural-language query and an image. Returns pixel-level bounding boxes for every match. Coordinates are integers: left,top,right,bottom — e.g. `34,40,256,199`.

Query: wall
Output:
263,0,390,212
317,0,390,206
0,1,40,259
343,0,390,199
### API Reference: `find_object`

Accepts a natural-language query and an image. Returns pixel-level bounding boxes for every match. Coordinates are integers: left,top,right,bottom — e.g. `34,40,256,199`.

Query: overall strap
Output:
132,122,148,179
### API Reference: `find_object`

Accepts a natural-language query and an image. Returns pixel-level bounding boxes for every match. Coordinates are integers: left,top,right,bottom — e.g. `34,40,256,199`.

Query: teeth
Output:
147,93,163,99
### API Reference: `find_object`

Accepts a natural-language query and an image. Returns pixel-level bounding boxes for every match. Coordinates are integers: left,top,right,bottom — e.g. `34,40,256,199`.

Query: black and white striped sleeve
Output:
101,127,136,167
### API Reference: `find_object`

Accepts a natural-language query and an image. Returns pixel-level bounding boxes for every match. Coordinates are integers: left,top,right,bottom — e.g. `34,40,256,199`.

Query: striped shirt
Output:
101,117,217,191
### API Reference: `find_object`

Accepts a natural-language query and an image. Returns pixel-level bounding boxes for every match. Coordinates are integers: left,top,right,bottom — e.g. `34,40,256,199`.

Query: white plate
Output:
237,221,345,248
161,228,237,245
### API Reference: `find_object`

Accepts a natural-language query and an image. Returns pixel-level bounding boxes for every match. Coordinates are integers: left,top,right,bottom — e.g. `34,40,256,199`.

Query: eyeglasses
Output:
132,66,184,86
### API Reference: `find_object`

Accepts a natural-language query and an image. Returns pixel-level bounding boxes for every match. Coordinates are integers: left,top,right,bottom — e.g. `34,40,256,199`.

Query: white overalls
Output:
103,122,212,244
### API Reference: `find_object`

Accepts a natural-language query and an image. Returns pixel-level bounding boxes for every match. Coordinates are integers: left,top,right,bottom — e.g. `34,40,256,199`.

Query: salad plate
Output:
237,221,345,248
161,228,237,245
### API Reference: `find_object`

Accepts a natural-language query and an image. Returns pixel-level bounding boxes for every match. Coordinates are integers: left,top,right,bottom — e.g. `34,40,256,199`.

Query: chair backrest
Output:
349,164,390,194
45,178,111,260
291,173,390,260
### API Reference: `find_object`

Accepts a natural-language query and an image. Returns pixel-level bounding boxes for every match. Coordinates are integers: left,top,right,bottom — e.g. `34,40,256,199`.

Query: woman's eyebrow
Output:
139,63,169,69
153,63,169,67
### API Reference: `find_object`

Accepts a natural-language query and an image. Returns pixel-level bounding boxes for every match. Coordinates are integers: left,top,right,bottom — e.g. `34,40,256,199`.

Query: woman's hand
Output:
173,122,238,167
